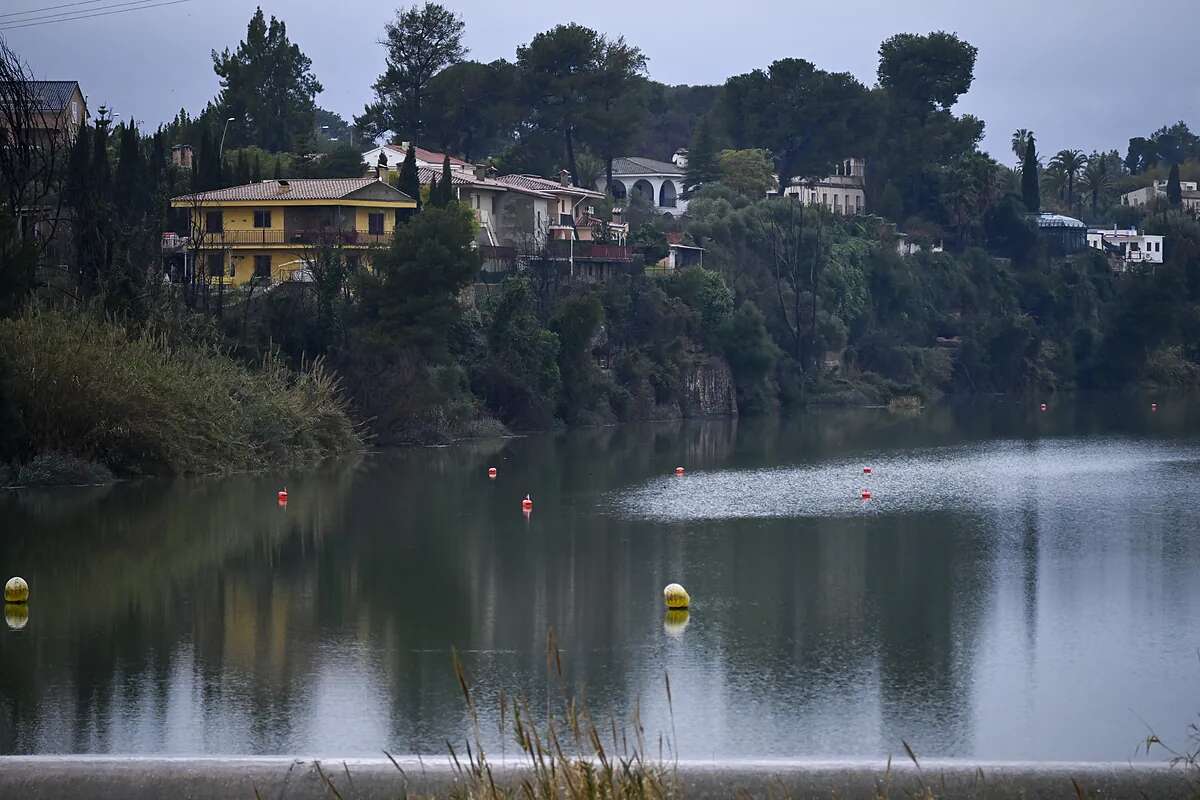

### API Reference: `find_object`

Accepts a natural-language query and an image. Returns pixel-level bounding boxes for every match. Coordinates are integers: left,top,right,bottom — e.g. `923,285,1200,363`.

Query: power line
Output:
0,0,117,21
1,0,190,27
0,0,192,30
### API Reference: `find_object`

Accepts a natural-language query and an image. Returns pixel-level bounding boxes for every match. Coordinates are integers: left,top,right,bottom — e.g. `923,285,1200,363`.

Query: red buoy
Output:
860,489,872,500
277,488,288,506
488,467,498,478
521,495,533,511
674,466,685,476
863,467,872,475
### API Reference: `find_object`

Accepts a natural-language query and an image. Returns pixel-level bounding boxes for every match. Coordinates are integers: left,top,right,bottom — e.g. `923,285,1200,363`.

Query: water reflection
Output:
2,401,1199,759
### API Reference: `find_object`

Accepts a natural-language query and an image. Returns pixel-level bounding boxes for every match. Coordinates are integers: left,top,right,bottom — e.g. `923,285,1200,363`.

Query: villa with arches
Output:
595,154,689,217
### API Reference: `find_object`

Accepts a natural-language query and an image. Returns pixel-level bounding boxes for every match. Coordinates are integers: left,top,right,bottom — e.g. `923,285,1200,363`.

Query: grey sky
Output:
5,0,1196,164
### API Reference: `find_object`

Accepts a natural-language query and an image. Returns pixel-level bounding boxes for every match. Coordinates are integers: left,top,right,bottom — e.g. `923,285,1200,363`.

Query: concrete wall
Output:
0,757,1193,799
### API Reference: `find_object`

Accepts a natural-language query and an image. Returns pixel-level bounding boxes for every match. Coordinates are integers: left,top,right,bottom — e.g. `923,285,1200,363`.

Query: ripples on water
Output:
613,438,1200,522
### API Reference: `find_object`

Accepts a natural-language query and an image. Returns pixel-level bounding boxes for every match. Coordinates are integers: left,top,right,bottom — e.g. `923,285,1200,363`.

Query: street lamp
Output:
219,116,235,161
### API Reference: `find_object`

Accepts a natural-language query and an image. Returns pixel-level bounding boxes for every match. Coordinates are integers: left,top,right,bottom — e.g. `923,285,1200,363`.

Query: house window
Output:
368,212,385,235
205,211,223,233
254,255,271,278
253,210,272,228
834,194,841,211
70,100,79,124
206,252,224,278
822,192,828,207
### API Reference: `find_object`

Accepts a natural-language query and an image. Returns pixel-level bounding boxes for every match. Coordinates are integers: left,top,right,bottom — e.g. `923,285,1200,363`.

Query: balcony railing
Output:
186,229,391,247
545,241,632,262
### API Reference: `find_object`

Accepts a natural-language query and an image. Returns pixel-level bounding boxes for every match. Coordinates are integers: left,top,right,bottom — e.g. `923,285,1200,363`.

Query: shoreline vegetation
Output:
6,11,1200,484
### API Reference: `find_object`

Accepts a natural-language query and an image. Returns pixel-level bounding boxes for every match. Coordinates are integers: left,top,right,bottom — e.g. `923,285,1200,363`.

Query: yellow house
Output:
169,177,417,286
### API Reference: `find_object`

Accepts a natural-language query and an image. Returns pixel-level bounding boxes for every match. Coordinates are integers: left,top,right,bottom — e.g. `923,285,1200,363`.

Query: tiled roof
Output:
494,174,603,197
21,81,80,112
417,165,508,189
373,143,470,168
173,178,413,203
611,156,684,176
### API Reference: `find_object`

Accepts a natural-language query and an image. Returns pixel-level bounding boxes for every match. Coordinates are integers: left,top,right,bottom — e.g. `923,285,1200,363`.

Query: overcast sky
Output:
4,0,1196,163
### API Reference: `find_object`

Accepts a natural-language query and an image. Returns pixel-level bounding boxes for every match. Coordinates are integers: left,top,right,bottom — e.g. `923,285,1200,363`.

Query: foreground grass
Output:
0,308,362,478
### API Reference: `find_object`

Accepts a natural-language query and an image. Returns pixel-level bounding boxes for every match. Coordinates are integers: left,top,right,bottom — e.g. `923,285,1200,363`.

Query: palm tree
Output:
1040,162,1066,206
1048,149,1088,210
1012,129,1033,164
1080,151,1114,214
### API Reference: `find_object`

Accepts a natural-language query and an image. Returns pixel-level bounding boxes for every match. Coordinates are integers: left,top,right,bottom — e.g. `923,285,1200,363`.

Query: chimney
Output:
375,165,381,179
611,206,624,225
559,169,571,187
474,163,488,180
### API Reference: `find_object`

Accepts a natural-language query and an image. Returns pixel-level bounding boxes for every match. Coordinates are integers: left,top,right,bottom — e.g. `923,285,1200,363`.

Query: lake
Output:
2,398,1199,761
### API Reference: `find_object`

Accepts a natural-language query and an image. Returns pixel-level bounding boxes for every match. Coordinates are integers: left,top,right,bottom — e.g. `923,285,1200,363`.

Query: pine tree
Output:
1167,163,1182,207
685,115,719,195
399,143,420,206
1021,134,1040,213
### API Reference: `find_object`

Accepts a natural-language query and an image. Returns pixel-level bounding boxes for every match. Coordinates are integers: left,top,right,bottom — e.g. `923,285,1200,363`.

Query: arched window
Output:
659,180,677,208
609,180,627,200
631,179,654,206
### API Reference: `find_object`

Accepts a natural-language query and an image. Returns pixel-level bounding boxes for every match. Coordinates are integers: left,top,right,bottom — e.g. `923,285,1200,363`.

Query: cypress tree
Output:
1167,163,1182,207
399,143,420,206
440,154,454,205
252,152,262,182
273,157,283,179
235,150,251,185
685,115,719,195
428,173,441,207
1021,134,1040,213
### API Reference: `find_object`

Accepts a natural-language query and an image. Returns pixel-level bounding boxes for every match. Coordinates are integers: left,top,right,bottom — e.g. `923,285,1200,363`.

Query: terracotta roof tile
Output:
173,178,413,203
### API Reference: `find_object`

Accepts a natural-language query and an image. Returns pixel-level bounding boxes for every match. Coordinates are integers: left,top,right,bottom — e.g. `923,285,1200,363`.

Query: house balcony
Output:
168,229,393,250
544,241,632,262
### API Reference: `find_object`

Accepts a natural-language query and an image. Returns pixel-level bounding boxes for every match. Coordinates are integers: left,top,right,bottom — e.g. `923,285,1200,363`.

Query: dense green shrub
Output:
0,309,361,475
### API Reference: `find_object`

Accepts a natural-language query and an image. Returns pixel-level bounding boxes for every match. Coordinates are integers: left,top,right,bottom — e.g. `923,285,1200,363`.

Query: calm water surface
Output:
2,399,1199,760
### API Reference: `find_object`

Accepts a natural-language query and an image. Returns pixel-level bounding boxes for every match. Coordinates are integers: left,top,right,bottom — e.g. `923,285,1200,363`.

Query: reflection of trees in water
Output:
0,459,361,753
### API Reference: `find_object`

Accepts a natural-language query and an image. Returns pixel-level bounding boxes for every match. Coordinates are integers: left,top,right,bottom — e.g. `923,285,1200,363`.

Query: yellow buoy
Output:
663,583,690,609
663,609,690,637
4,577,29,604
5,603,28,631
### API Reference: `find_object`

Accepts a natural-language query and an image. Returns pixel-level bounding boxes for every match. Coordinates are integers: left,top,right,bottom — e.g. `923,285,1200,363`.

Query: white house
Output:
780,158,866,215
361,143,471,173
1122,178,1200,213
1086,226,1164,268
596,152,689,217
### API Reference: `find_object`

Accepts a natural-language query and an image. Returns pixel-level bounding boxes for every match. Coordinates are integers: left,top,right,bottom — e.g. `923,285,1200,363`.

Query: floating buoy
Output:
5,603,28,631
674,466,685,476
4,577,29,604
1040,403,1048,412
488,467,498,478
663,583,690,609
1151,403,1158,412
860,489,872,501
663,609,690,637
521,494,533,511
863,467,872,475
277,488,288,502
